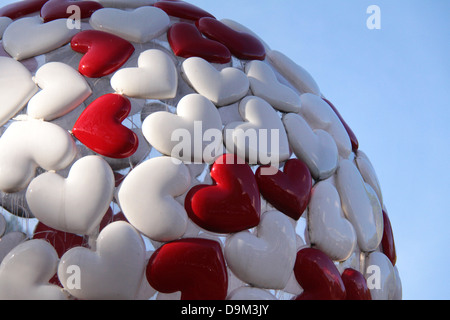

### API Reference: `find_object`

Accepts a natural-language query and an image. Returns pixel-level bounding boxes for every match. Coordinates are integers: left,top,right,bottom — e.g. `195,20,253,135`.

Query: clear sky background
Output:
1,0,449,300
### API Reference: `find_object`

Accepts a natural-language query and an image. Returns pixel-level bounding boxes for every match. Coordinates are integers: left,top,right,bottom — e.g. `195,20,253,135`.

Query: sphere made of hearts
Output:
0,0,401,300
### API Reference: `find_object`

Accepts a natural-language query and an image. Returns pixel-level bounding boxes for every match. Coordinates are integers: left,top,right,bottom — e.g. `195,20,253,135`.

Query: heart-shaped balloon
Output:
225,211,297,289
308,181,357,262
0,57,38,126
224,96,290,166
167,22,231,64
196,17,266,61
185,154,261,234
283,112,338,181
246,60,301,113
381,210,397,266
0,17,12,39
342,268,372,300
27,62,92,121
146,238,228,300
118,156,191,242
154,0,215,21
0,0,48,19
256,159,312,221
181,56,249,107
336,159,383,252
0,240,67,300
142,93,223,164
0,232,27,264
71,30,135,78
267,50,321,96
90,6,169,43
73,93,139,159
2,16,78,61
355,150,384,206
299,93,352,159
111,49,177,100
26,156,115,236
364,252,398,300
294,248,346,300
0,119,77,193
41,0,103,22
33,222,86,258
58,221,146,300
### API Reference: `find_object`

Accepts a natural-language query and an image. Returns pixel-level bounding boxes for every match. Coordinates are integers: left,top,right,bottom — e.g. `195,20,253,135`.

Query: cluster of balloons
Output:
0,0,401,300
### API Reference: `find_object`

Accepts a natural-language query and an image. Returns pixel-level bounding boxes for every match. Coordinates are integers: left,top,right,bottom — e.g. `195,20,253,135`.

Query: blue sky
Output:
1,0,449,300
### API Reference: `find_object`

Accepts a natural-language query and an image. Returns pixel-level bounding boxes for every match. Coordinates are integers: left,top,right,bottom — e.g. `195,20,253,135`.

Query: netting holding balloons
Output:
0,0,401,300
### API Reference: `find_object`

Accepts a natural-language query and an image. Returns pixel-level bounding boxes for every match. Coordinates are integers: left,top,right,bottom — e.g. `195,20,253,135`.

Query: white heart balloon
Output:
283,112,338,180
118,157,191,242
336,159,383,252
299,93,352,158
245,60,301,113
90,6,170,43
0,239,67,300
364,252,398,300
26,156,115,236
181,56,249,106
267,50,321,96
0,119,77,193
0,232,27,264
355,150,384,206
393,266,403,300
111,49,177,100
142,94,223,164
0,57,38,126
0,17,12,39
224,96,290,165
308,181,357,262
225,211,297,290
2,16,78,61
27,62,92,121
58,221,146,300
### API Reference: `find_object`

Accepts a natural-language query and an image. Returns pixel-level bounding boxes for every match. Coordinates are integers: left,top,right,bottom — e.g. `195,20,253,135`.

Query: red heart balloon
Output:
323,97,359,151
146,238,228,300
72,93,139,159
342,268,372,300
196,17,266,61
41,0,103,22
167,22,231,64
294,248,346,300
33,222,86,258
154,0,215,21
0,0,48,19
256,159,312,221
185,154,261,234
381,210,397,266
71,30,135,78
